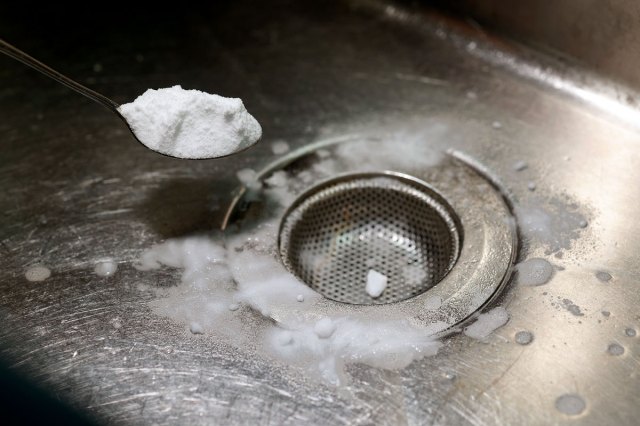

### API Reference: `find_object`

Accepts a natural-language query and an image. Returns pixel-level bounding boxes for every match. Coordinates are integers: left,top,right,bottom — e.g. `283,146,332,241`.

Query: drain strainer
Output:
279,173,461,304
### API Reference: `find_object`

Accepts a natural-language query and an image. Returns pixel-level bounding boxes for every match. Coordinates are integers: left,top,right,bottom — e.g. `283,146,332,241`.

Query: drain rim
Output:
277,171,463,305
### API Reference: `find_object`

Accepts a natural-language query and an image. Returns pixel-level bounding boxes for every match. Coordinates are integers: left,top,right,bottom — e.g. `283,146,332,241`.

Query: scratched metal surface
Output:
1,1,639,424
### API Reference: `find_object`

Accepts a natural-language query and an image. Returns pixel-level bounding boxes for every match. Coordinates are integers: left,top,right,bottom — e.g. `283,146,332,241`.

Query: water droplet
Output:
601,310,611,317
596,271,612,282
607,343,624,356
94,259,118,277
190,323,204,335
515,330,534,345
25,264,51,282
624,328,636,337
555,394,586,416
516,258,554,286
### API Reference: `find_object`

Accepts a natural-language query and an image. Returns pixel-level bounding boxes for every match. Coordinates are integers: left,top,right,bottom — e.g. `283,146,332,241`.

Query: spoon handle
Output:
0,39,120,112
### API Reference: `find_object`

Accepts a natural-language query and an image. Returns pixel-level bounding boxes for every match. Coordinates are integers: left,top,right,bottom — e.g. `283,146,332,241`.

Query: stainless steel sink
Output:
1,1,638,424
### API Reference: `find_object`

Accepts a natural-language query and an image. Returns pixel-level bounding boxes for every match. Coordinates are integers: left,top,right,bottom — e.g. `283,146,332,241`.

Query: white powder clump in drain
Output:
464,307,510,339
118,85,262,159
366,269,388,298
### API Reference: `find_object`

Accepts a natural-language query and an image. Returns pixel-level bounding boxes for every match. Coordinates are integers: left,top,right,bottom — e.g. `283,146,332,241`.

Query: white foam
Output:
268,318,442,385
229,251,319,316
314,318,336,339
366,269,388,298
118,85,261,159
136,234,450,386
464,307,509,339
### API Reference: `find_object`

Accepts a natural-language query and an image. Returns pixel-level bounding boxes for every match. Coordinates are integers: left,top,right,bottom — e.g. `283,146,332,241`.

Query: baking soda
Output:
118,85,261,159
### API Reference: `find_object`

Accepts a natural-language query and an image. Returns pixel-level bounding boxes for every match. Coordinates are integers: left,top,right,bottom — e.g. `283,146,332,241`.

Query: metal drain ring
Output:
279,173,461,304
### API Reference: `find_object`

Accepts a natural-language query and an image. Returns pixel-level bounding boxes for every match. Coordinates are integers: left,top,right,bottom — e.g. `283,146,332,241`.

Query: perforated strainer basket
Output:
278,172,462,304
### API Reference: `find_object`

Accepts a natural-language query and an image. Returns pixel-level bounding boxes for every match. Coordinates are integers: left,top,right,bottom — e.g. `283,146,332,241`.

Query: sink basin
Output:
1,1,638,424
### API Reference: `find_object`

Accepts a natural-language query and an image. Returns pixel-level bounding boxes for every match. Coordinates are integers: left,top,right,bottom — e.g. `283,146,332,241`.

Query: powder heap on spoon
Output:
118,85,262,159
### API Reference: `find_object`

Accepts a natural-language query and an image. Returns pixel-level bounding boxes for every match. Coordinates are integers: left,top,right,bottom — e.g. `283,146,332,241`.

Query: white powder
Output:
464,307,509,339
118,85,262,159
314,318,336,339
268,318,442,385
366,269,388,298
136,234,446,386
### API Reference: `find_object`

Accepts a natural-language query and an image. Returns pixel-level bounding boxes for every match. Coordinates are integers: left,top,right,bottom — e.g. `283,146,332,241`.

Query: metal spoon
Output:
0,39,259,160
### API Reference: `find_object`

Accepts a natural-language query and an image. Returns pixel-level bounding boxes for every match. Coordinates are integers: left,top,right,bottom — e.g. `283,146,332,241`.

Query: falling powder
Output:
25,264,51,282
118,85,262,159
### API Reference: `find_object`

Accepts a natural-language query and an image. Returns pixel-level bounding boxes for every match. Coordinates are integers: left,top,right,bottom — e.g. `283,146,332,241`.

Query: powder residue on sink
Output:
118,85,262,159
267,318,442,385
562,299,584,316
464,307,509,339
136,232,448,386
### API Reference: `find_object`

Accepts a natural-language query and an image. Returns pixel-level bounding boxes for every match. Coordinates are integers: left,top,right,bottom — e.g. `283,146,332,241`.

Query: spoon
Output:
0,39,260,159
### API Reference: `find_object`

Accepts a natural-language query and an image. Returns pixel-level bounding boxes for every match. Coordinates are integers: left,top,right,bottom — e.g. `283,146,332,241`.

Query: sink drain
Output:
278,173,462,304
223,137,517,335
